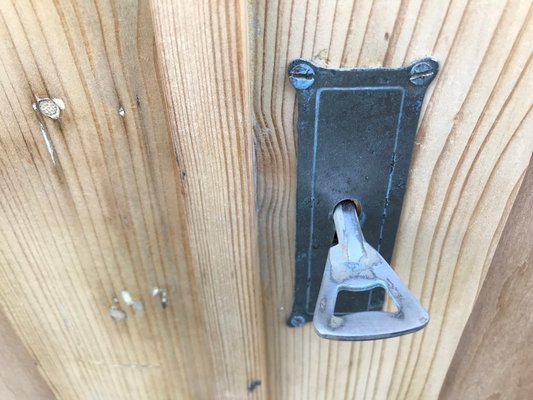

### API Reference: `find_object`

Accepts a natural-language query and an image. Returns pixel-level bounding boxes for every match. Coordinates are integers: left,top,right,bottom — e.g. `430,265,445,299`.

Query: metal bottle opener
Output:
313,201,429,340
287,58,438,332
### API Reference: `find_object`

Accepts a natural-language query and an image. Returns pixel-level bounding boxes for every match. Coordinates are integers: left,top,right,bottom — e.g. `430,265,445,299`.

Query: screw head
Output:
409,62,435,86
288,313,307,327
33,97,65,120
289,63,315,90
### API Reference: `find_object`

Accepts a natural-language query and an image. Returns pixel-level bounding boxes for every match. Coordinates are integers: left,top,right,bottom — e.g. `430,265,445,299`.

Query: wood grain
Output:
149,0,268,399
440,154,533,399
0,0,240,398
0,309,55,399
2,1,532,398
251,0,533,399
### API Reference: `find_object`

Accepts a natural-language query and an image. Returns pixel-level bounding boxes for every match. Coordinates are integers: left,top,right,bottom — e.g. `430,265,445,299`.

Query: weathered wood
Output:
1,0,532,398
0,309,55,399
251,0,533,399
440,155,533,399
0,0,237,398
149,0,268,398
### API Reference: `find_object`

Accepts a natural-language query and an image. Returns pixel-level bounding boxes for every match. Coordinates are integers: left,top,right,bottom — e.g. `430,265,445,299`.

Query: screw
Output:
109,297,127,321
33,97,65,120
288,314,306,327
152,287,168,309
289,63,315,90
247,380,261,392
409,62,435,86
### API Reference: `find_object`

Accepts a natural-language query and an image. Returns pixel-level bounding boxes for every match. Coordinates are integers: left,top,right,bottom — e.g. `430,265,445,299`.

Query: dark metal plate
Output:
287,58,438,327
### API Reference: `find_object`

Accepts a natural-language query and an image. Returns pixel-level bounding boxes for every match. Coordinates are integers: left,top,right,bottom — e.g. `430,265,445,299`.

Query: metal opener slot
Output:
287,58,438,327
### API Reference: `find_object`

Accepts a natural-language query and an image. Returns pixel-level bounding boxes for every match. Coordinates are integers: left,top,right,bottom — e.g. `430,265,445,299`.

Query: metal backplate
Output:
288,58,438,327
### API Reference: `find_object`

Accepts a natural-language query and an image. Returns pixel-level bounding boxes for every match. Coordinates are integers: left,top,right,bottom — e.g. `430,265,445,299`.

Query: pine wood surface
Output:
149,0,268,399
0,308,55,399
0,0,531,399
251,0,533,399
0,1,252,398
440,155,533,399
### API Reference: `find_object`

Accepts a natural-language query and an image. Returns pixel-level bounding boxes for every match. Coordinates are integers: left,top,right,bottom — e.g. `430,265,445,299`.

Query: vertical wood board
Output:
0,0,235,398
440,155,533,400
0,309,55,399
251,0,533,398
149,0,268,398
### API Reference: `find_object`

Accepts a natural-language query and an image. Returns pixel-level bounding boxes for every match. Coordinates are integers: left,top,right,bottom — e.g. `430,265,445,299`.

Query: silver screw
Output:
109,297,127,321
289,63,315,90
289,314,306,327
33,97,65,120
409,62,435,86
152,287,168,309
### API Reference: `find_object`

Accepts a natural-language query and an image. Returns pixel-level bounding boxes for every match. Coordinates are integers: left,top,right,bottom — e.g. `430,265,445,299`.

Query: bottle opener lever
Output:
313,201,429,341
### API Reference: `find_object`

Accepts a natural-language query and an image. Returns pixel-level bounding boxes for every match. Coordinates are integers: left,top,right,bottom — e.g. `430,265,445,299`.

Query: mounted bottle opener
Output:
287,57,439,340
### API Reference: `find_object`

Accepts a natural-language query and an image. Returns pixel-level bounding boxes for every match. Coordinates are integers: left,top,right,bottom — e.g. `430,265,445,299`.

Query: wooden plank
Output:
0,0,245,398
439,155,533,399
251,0,533,399
149,0,268,398
0,309,55,399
